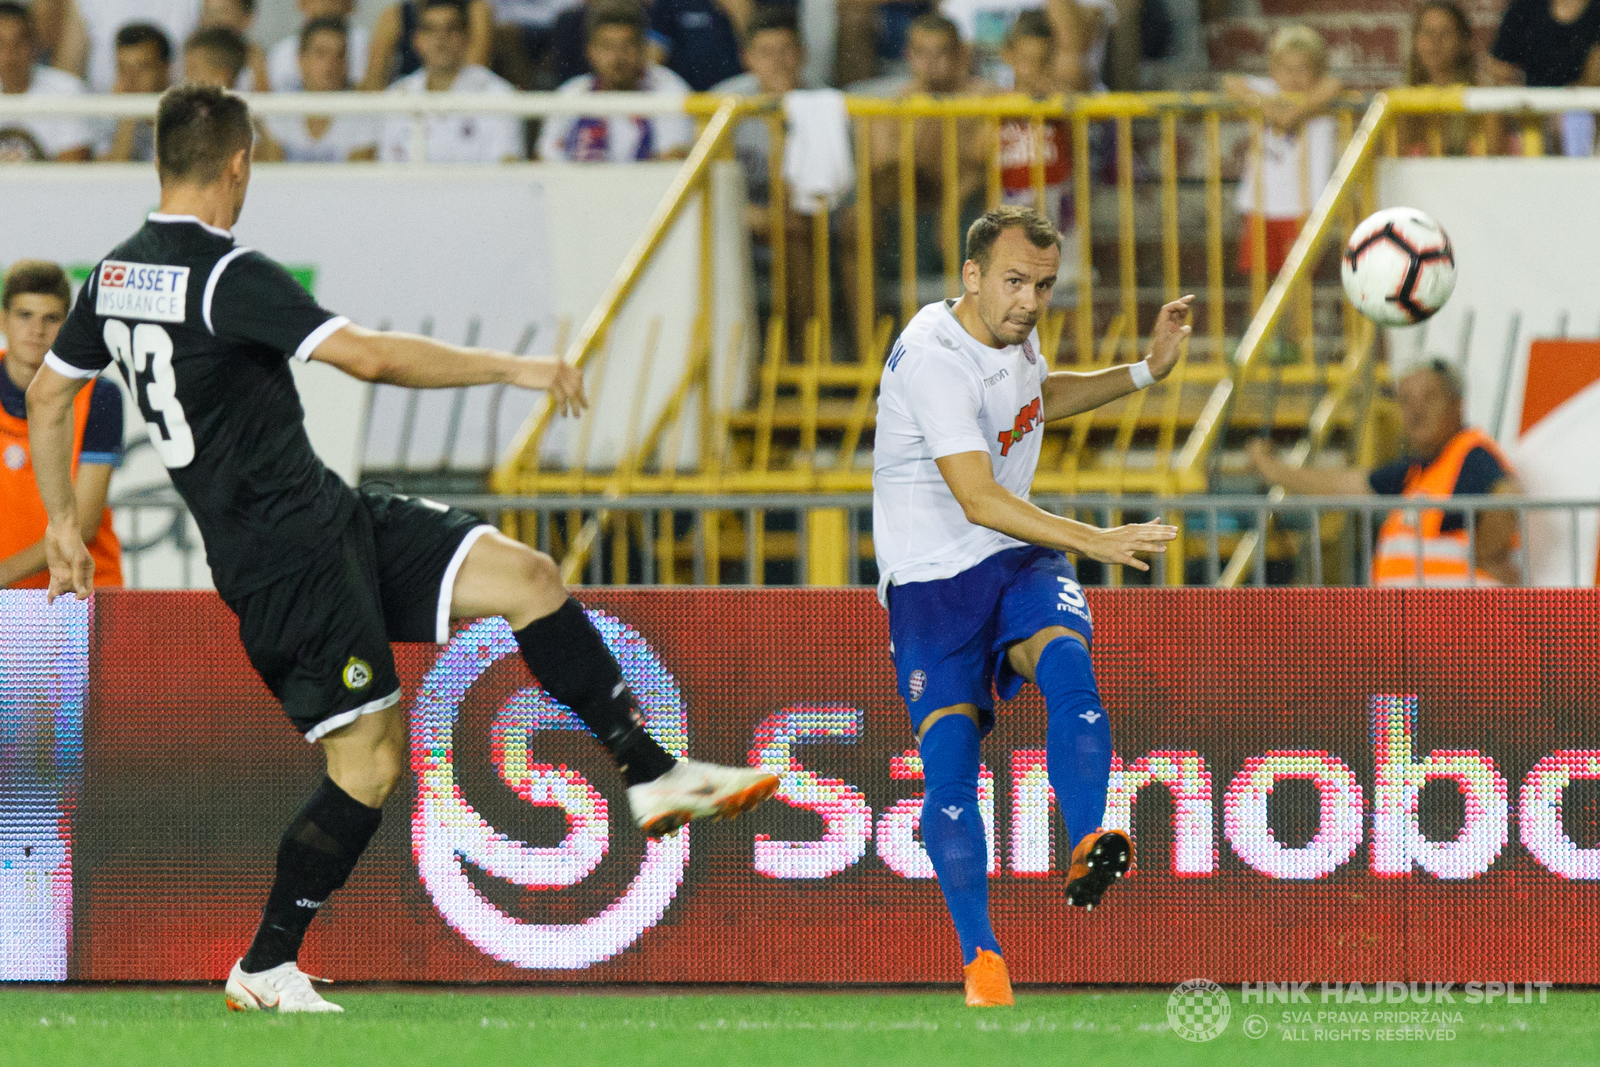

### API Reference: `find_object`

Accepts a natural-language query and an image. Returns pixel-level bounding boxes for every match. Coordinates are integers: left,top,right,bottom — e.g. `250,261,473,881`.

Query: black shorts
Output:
227,488,493,742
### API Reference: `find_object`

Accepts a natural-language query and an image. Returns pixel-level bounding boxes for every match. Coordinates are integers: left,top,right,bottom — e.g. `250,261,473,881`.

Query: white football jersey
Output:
872,300,1047,603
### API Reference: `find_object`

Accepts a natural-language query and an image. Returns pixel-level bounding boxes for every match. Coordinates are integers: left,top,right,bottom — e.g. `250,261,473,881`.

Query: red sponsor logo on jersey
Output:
997,396,1042,457
100,263,128,288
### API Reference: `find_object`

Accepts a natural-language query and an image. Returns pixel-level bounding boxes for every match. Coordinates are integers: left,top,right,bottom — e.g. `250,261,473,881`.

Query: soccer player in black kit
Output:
27,85,778,1013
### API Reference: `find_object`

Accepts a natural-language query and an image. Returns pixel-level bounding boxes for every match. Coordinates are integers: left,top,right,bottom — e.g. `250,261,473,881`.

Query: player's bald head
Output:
156,84,253,187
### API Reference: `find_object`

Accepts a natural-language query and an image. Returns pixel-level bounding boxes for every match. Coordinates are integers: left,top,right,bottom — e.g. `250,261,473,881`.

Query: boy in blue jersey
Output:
872,205,1192,1005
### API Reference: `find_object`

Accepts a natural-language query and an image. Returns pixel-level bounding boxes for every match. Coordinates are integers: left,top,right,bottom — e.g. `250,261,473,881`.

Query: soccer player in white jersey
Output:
873,205,1193,1007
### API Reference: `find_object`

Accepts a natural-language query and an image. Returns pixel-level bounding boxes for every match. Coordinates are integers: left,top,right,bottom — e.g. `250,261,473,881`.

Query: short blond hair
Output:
1268,25,1328,74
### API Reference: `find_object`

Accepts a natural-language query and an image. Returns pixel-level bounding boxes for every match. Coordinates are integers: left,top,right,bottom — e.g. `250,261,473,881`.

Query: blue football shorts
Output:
886,545,1094,737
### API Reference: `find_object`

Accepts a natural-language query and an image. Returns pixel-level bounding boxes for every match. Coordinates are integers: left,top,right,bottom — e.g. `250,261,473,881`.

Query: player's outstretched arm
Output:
310,324,587,415
935,450,1177,571
1041,295,1193,422
24,364,95,602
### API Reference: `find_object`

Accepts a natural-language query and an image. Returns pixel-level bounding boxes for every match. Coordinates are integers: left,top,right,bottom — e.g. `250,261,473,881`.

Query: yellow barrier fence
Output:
490,86,1559,586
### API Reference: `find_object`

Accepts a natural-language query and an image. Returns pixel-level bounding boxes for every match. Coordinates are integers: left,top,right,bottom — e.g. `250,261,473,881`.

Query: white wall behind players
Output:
0,161,752,588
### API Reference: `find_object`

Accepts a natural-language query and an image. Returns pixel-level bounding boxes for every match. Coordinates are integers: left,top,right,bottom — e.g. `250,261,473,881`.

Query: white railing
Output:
1459,87,1600,112
0,90,713,166
0,90,700,119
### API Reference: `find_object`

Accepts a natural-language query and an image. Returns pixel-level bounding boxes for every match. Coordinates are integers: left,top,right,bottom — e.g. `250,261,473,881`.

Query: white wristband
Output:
1129,358,1155,390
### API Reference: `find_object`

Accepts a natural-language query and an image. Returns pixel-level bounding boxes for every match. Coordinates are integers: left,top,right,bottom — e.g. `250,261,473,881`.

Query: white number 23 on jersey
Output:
104,320,195,468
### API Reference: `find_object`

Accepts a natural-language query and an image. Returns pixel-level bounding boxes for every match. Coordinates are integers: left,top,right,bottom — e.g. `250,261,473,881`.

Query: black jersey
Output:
48,213,358,598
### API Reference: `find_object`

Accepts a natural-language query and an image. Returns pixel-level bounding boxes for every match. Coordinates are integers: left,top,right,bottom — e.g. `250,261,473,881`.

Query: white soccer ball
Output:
1340,207,1457,326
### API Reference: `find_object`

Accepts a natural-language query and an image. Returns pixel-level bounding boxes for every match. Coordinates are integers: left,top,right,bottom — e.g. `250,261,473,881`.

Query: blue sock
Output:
919,714,1001,966
1038,636,1113,852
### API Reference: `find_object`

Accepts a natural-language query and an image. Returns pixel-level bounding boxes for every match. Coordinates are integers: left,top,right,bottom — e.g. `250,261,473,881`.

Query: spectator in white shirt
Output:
77,0,197,92
267,17,379,162
0,2,91,162
537,0,692,162
103,22,170,162
269,0,370,92
380,0,522,163
1222,25,1342,279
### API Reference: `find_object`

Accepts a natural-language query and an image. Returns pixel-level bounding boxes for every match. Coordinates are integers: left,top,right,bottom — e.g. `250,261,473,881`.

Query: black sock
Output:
241,777,383,974
513,597,677,787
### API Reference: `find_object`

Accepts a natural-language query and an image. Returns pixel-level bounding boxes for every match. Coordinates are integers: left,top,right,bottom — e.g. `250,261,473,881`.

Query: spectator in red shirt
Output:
997,13,1074,248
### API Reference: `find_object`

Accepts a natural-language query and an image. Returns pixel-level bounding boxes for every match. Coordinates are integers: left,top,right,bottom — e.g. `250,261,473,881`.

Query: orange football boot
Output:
1064,828,1132,911
963,949,1015,1007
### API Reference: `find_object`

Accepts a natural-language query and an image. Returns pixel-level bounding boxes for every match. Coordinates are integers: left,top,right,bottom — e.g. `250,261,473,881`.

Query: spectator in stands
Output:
270,0,370,92
491,0,583,89
1409,0,1476,88
362,0,492,89
103,23,170,162
182,25,248,88
381,0,522,162
648,0,745,91
31,0,89,76
197,0,270,90
1223,25,1341,280
943,0,1113,88
76,0,197,92
843,14,994,297
267,17,379,162
713,6,816,349
997,12,1075,244
0,2,92,162
547,0,591,86
1488,0,1600,156
0,260,123,590
538,0,694,161
1249,360,1522,586
1399,1,1488,156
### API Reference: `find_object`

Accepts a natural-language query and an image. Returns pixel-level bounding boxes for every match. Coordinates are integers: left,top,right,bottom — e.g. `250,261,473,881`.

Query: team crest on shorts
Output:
342,656,373,691
908,669,927,702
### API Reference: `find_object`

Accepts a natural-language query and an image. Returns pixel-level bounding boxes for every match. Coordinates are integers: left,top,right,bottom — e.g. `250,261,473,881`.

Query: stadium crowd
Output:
2,0,1593,593
0,0,1594,164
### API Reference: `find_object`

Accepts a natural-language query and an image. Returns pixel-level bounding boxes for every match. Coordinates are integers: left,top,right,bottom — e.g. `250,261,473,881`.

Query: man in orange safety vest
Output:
1249,359,1521,586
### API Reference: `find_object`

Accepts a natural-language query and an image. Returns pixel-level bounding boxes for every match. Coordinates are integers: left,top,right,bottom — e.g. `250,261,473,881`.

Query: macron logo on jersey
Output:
95,261,189,323
997,396,1042,457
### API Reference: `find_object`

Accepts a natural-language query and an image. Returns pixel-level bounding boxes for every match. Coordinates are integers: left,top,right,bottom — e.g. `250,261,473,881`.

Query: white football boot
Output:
627,758,780,837
224,959,344,1013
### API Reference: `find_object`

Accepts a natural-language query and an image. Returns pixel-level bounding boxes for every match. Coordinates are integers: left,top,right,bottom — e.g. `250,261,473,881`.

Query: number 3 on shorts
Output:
104,319,195,468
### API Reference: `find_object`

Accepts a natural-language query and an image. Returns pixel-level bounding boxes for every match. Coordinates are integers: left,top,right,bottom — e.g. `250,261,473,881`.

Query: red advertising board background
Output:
71,588,1600,984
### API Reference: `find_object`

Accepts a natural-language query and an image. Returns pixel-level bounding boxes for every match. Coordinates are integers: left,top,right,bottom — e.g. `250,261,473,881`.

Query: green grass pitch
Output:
7,988,1600,1067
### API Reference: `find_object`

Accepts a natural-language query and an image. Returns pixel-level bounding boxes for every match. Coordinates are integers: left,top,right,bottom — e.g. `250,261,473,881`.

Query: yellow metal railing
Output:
495,86,1570,585
497,91,1371,499
1209,85,1579,585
